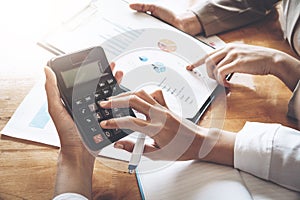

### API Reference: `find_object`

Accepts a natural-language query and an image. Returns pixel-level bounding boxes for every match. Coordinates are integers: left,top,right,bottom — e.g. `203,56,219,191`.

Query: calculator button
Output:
88,103,97,112
84,95,92,102
107,78,115,85
93,112,103,122
84,117,93,124
98,82,106,88
93,134,104,144
102,88,111,97
103,130,113,138
79,108,88,115
101,109,112,118
94,92,101,100
114,128,122,135
90,126,99,133
75,99,83,105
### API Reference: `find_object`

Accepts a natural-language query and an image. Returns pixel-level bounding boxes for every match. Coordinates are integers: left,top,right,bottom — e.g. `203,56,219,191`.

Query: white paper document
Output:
1,82,60,147
136,160,300,200
137,160,253,200
108,28,218,119
40,0,215,55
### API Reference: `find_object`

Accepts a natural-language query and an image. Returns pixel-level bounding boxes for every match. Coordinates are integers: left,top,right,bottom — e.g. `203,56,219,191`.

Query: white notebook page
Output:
137,160,253,200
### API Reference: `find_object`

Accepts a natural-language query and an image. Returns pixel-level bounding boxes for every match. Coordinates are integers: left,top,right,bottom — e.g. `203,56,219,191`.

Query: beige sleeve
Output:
190,0,280,36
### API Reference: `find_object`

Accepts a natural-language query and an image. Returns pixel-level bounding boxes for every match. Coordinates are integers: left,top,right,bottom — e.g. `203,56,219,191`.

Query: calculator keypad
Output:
73,75,134,150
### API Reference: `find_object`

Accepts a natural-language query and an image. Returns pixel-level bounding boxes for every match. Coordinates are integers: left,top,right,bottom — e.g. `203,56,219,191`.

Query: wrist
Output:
180,126,209,160
270,50,300,90
270,50,287,77
54,149,95,198
58,145,95,183
197,128,236,166
175,11,202,35
59,146,95,169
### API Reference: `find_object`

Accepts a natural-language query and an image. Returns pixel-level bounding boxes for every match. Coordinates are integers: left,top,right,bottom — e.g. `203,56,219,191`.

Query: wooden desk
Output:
0,3,299,200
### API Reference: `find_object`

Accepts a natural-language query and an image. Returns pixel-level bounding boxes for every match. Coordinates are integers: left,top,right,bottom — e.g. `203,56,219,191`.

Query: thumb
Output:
114,140,135,152
114,140,158,154
44,66,60,106
44,66,67,118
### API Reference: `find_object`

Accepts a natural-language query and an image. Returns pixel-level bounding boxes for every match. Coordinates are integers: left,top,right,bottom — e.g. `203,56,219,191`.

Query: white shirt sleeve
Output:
234,122,300,192
53,193,88,200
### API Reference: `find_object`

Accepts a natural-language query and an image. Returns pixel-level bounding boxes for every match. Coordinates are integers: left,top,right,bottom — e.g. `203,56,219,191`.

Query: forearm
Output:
271,50,300,91
54,150,95,199
190,0,280,36
187,127,236,166
193,122,300,192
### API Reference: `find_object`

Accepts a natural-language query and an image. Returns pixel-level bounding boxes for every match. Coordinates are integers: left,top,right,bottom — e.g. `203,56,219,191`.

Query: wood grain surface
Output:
0,1,299,200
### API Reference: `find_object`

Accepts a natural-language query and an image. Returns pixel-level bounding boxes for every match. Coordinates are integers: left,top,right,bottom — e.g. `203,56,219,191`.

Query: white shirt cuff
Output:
53,193,88,200
234,122,281,180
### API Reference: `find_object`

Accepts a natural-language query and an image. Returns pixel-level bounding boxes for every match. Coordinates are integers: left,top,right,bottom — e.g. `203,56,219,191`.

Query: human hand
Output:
45,66,88,155
45,66,96,198
130,3,202,35
44,63,122,155
99,89,205,161
186,43,281,87
45,63,123,198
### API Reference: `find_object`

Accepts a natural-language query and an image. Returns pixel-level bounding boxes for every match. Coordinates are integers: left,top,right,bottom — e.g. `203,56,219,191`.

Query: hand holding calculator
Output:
48,46,135,153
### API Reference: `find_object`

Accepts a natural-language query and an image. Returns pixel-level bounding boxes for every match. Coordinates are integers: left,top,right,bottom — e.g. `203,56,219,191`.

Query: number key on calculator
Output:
73,74,135,151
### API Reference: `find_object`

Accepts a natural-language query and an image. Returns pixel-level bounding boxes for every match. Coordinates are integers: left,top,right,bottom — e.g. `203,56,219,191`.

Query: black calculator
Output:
48,46,135,152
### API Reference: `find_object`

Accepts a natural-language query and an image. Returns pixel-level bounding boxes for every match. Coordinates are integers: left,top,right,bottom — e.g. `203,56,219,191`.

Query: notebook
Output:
136,160,300,200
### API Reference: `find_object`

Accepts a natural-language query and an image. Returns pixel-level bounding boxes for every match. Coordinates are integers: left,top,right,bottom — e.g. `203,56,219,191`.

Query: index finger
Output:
186,56,207,71
109,90,158,105
186,48,223,71
100,94,155,116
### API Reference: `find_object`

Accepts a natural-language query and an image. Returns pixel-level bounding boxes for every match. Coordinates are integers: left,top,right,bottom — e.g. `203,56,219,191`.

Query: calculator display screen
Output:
61,61,101,88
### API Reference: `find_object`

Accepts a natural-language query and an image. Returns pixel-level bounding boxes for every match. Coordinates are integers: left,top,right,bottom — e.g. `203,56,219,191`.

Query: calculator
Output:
48,46,135,152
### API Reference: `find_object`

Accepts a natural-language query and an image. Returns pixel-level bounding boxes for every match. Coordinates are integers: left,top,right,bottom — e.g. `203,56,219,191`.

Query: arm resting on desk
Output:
190,0,280,36
235,122,300,192
101,86,300,192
